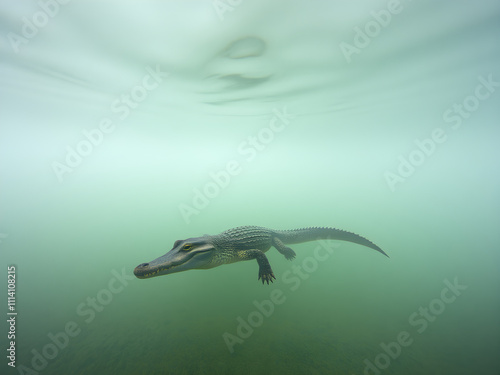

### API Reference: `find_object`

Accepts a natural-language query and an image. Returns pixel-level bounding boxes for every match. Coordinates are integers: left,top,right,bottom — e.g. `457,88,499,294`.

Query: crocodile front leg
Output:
237,249,276,284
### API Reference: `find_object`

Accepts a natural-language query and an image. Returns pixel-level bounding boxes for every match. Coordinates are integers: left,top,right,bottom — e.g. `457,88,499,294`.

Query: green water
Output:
1,1,500,374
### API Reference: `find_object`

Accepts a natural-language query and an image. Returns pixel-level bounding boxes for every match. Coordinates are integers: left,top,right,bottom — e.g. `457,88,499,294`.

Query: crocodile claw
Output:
258,270,276,285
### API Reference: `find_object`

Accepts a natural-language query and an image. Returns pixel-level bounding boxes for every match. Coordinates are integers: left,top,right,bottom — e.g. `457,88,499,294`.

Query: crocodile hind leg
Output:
236,249,276,284
272,237,296,260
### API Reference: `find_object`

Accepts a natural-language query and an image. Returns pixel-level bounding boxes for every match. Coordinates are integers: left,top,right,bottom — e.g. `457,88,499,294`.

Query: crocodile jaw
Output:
133,242,214,279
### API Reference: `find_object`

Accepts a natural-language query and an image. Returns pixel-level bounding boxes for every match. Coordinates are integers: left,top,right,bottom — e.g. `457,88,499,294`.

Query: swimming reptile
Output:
133,226,388,284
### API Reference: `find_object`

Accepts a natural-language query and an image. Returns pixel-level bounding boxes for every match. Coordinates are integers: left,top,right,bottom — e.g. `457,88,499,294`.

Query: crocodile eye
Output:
182,244,193,251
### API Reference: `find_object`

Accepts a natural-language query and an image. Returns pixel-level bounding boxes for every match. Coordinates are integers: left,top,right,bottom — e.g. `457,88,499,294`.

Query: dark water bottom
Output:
27,317,481,375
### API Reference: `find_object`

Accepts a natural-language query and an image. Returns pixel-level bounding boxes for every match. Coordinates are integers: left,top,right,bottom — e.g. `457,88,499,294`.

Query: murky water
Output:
1,1,500,374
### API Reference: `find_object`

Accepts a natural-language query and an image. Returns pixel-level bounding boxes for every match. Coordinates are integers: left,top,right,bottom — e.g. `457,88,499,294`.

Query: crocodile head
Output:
133,236,215,279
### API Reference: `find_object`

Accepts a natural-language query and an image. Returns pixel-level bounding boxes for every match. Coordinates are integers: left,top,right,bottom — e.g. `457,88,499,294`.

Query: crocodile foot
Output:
272,238,296,260
282,247,296,260
258,268,276,285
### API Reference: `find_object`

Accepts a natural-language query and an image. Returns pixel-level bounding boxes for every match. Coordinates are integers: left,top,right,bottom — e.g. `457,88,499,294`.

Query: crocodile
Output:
133,226,388,284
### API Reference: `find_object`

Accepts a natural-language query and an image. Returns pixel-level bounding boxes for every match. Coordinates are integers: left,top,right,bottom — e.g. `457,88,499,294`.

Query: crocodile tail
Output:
273,227,389,257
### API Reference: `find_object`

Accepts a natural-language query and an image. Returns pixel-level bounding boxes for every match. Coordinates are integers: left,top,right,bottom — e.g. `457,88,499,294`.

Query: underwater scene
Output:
1,1,500,374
